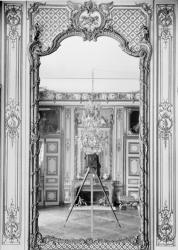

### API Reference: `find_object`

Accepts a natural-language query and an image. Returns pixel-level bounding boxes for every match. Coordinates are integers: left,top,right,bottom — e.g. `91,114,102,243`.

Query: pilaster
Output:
155,0,176,247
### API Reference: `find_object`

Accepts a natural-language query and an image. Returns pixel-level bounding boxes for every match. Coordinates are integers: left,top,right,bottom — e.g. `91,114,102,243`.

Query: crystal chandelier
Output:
79,72,107,154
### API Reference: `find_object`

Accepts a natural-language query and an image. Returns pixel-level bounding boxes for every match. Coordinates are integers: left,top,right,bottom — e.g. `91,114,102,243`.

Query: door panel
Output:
125,139,140,200
39,137,61,206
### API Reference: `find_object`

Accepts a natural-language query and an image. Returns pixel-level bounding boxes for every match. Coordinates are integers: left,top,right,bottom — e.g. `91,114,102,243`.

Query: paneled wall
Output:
0,1,177,250
39,105,136,205
155,1,176,246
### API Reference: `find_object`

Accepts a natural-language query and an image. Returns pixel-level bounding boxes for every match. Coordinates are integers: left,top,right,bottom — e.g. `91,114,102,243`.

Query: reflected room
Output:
38,37,141,240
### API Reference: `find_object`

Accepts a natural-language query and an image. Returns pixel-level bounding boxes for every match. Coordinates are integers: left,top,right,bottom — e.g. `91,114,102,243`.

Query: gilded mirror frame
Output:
29,2,152,249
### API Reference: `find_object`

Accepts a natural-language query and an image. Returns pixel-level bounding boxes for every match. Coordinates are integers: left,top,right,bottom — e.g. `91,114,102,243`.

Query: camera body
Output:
85,153,101,176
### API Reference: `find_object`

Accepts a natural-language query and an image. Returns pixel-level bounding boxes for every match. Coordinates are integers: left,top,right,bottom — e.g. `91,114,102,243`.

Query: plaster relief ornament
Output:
158,201,175,245
5,5,22,48
158,100,173,147
4,200,20,243
158,6,174,48
68,0,113,41
5,99,21,146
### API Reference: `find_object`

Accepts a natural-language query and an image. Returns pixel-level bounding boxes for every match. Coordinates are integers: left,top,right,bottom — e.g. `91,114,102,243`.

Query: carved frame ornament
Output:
29,1,151,249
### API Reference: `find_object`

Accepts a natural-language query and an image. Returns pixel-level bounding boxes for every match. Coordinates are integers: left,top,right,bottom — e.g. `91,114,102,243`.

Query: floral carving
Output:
157,201,175,246
5,5,22,47
158,100,173,147
28,2,46,15
158,7,173,27
4,200,20,244
158,5,174,48
5,99,21,146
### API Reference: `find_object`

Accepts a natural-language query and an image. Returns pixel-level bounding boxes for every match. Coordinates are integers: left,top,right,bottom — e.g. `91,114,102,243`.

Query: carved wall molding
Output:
3,200,20,244
157,201,175,246
68,1,113,41
5,5,22,48
2,2,23,246
156,3,176,247
158,100,173,147
29,1,151,53
5,98,21,146
29,1,152,249
157,5,174,48
40,89,140,103
116,108,124,120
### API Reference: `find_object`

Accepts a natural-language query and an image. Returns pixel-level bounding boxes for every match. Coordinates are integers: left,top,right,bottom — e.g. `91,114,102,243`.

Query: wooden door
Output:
125,138,140,200
39,137,61,206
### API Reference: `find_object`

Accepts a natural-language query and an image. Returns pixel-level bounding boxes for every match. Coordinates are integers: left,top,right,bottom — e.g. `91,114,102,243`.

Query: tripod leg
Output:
97,175,121,228
64,168,90,227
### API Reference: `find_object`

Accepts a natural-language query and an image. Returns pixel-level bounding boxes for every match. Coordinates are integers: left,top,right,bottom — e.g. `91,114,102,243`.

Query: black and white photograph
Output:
0,0,177,250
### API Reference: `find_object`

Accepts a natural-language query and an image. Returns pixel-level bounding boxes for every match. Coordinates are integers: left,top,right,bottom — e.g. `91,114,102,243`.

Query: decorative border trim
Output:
39,89,140,103
29,1,152,249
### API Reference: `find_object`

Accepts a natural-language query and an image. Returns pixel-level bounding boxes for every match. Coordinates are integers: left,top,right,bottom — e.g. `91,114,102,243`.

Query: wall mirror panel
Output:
29,2,151,249
38,36,140,241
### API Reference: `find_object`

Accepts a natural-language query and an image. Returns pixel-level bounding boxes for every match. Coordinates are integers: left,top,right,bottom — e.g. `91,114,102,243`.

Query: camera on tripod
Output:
85,153,101,176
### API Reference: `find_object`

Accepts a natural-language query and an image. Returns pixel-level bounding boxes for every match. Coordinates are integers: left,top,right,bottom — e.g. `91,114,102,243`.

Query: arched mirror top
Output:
29,1,151,62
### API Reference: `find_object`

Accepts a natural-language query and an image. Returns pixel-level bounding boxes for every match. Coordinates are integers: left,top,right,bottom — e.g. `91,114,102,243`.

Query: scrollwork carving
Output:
158,100,173,147
4,200,20,244
5,5,22,48
28,2,46,15
5,98,21,146
135,3,152,19
157,201,175,246
157,5,174,48
68,0,113,41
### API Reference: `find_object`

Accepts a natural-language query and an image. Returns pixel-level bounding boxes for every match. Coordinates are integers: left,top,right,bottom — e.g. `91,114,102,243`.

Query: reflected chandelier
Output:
79,72,107,154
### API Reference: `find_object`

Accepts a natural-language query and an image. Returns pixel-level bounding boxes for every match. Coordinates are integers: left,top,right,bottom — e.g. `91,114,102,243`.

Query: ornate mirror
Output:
29,1,151,249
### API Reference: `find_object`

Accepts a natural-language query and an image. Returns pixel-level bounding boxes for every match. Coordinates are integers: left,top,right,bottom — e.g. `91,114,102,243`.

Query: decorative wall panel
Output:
128,142,139,154
46,190,58,202
39,138,61,206
30,5,71,51
125,139,140,199
128,157,140,176
31,3,150,53
114,108,124,182
110,6,150,52
47,141,58,153
64,108,73,203
156,4,176,246
0,1,177,250
2,3,23,245
46,156,58,175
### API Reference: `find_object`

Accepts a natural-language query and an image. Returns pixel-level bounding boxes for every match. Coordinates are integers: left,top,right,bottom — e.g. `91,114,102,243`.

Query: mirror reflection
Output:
38,37,140,240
